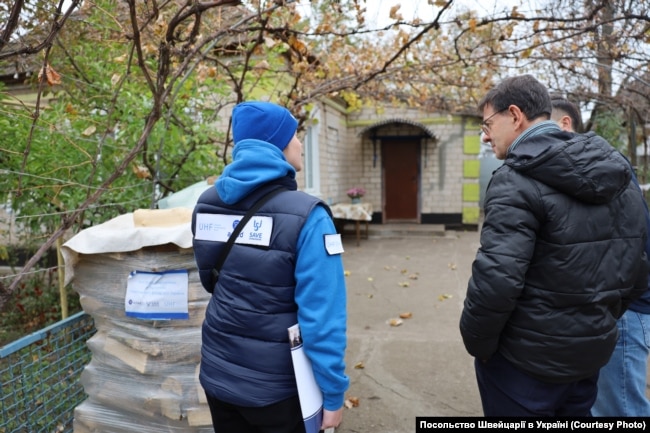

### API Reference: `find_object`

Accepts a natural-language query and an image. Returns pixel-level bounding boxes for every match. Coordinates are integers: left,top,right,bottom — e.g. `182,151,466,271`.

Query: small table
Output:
330,202,373,246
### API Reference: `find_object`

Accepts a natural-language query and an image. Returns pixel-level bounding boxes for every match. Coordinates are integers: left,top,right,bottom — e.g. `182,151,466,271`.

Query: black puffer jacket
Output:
460,130,648,383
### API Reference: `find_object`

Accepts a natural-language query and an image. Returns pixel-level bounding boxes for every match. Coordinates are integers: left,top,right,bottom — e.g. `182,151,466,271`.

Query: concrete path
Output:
337,230,483,433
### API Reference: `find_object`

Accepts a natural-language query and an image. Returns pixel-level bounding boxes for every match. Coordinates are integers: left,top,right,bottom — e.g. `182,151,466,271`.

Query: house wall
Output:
335,104,480,226
320,101,352,204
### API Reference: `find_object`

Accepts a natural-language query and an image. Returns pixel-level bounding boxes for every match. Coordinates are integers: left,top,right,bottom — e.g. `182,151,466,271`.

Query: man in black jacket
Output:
551,96,650,416
460,75,649,416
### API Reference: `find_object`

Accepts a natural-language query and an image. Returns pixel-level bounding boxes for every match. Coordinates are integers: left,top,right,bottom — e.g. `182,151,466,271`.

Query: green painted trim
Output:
464,135,480,154
463,183,480,202
319,97,347,113
417,116,465,124
347,119,385,128
463,160,480,178
462,206,480,224
346,116,467,128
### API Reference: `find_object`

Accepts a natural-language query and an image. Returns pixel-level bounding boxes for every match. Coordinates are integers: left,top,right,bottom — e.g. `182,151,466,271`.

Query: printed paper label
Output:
195,213,273,247
125,270,189,320
324,233,344,255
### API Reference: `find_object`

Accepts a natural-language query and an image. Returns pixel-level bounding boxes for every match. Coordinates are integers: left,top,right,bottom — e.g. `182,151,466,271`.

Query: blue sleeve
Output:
295,204,350,410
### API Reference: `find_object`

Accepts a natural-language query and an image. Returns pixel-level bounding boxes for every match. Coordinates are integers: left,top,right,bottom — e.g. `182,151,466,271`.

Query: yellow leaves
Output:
65,104,77,115
340,90,363,111
398,281,410,288
438,293,452,301
344,270,351,276
389,5,403,21
399,312,413,319
132,164,151,179
468,18,477,32
197,65,217,81
510,6,526,19
521,46,535,59
153,13,168,38
292,60,310,74
38,63,61,86
142,43,157,57
288,34,308,56
447,262,456,270
354,361,365,369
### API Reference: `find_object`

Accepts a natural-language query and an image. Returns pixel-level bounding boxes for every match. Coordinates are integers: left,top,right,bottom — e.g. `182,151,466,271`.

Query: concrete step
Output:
340,223,448,240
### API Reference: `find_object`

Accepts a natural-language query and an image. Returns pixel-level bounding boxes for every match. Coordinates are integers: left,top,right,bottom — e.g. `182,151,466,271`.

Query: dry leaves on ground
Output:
345,396,360,408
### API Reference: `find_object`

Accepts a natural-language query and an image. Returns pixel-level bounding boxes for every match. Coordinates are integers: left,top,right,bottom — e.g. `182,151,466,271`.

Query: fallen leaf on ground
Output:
344,270,351,276
398,281,410,287
354,362,365,369
345,396,360,408
438,293,453,301
387,318,403,326
408,273,419,280
400,268,408,274
448,263,457,270
82,125,96,136
399,312,413,319
367,277,374,282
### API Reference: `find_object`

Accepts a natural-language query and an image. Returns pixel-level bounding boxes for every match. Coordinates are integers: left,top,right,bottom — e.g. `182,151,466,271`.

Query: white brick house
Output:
296,98,481,228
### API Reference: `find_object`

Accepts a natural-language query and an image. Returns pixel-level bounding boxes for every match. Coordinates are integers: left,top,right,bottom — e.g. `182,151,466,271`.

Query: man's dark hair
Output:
478,74,552,122
551,96,584,133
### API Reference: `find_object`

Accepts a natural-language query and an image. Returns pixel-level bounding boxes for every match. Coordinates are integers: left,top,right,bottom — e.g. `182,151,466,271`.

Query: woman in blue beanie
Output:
192,101,349,432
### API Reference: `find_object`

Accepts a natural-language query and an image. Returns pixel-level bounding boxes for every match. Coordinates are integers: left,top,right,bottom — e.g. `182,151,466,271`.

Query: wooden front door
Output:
382,138,420,222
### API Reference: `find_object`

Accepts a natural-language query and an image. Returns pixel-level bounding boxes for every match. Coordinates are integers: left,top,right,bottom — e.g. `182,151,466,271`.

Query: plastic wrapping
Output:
66,221,213,432
74,399,214,433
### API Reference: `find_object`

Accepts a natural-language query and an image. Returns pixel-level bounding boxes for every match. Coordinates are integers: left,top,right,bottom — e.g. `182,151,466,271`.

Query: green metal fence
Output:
0,312,96,433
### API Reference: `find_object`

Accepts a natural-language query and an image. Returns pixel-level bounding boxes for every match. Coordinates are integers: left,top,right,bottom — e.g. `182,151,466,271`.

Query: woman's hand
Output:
321,407,343,430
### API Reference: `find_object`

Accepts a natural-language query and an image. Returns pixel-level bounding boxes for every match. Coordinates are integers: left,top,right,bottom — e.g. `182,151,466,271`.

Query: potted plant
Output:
346,187,366,204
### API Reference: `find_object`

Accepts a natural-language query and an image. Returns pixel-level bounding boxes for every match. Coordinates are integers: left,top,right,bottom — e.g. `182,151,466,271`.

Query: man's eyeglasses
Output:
481,108,507,135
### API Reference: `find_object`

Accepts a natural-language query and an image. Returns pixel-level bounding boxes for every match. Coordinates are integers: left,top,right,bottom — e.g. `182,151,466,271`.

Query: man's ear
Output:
510,105,527,131
559,115,573,132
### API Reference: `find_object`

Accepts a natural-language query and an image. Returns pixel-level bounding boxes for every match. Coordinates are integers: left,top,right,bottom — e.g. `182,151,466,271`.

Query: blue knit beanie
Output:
232,101,298,151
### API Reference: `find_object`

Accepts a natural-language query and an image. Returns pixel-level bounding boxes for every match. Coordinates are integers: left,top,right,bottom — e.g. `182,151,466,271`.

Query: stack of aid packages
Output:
62,209,213,433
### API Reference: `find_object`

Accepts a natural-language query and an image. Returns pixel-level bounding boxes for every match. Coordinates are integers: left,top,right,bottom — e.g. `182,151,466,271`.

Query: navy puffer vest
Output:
191,180,325,406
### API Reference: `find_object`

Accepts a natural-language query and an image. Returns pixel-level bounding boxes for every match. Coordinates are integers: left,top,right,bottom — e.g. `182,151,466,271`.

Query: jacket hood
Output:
216,139,296,204
505,131,632,205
